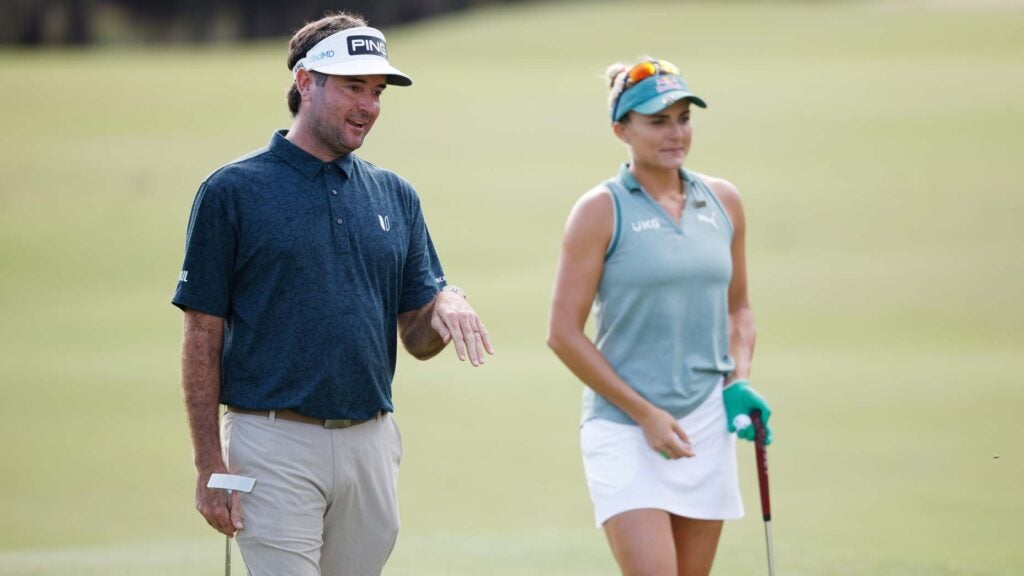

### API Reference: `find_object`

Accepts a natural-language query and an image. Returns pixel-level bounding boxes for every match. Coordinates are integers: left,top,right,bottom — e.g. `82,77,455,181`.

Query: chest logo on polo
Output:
697,212,719,230
631,218,661,232
378,215,391,232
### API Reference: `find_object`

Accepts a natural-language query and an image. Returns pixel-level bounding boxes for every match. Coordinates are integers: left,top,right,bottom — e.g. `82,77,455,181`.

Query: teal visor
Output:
612,73,707,122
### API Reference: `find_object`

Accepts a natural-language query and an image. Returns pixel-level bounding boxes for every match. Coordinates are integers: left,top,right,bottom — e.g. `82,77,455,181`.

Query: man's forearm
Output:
181,313,226,473
398,297,446,360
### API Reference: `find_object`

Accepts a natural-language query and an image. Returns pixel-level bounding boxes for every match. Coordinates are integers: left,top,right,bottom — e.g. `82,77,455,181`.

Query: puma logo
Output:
697,213,719,230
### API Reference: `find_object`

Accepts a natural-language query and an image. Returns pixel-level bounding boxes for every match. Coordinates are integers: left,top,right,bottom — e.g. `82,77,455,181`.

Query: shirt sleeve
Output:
399,195,446,314
171,178,236,317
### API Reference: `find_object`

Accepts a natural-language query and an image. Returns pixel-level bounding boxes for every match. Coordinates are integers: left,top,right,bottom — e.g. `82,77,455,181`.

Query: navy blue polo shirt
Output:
172,130,446,419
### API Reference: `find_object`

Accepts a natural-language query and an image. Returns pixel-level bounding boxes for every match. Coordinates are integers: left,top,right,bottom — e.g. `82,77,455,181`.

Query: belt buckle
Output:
323,418,355,429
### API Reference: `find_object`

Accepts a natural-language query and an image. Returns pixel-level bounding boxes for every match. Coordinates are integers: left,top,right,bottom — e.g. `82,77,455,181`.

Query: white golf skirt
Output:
580,382,744,527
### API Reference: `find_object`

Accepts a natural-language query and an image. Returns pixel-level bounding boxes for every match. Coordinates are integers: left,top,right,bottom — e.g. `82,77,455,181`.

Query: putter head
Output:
207,473,256,494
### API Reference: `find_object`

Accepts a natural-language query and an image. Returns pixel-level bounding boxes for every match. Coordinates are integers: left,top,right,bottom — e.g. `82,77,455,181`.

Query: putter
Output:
207,473,257,576
750,410,775,576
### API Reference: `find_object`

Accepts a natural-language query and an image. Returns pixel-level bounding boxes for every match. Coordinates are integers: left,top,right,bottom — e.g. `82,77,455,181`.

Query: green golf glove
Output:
723,380,773,445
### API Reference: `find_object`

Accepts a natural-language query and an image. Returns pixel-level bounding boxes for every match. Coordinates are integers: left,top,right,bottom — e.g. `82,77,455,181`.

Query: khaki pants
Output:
222,410,403,576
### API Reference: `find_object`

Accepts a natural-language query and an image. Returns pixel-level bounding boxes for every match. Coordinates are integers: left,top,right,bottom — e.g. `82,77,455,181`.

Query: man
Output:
172,12,493,575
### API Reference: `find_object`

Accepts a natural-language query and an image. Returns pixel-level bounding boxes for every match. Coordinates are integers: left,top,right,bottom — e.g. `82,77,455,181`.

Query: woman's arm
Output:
707,177,756,385
547,187,693,459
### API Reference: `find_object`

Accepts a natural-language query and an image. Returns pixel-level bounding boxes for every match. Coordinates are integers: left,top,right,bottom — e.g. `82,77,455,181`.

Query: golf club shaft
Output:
226,489,232,576
751,410,775,575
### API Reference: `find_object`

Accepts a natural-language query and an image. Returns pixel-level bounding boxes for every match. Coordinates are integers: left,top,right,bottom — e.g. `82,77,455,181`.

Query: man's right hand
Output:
196,470,244,536
182,311,239,535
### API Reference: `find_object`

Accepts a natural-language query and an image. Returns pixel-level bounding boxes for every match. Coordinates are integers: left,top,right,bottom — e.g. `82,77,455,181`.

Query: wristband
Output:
442,284,467,299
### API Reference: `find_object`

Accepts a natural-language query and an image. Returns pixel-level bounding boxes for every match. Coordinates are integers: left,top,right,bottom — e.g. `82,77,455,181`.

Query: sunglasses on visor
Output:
624,59,681,88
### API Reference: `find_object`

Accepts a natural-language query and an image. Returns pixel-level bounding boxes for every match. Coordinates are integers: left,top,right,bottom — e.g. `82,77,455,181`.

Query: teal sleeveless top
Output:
582,163,737,425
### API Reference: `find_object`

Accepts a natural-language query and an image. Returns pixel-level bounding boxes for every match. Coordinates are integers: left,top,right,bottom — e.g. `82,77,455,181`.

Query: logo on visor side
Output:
308,50,335,63
348,36,388,58
655,76,684,93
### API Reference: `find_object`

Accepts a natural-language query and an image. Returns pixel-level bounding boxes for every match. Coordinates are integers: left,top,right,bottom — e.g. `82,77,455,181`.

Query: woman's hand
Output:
637,407,694,459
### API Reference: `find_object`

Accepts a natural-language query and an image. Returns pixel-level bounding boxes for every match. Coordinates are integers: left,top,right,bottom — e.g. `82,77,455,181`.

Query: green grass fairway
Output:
2,1,1022,574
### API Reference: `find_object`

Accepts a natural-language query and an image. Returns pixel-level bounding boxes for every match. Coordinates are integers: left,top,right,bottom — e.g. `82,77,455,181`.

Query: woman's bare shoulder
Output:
693,172,741,201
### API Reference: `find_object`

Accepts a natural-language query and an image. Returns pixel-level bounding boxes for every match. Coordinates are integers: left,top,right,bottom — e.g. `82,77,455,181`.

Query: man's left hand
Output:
430,289,494,367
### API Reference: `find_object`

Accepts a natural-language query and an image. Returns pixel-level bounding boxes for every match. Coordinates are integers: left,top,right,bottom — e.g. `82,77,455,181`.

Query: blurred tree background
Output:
0,0,528,45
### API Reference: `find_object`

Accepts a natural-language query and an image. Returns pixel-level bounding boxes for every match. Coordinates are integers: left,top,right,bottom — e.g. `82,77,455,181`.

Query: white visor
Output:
292,26,412,86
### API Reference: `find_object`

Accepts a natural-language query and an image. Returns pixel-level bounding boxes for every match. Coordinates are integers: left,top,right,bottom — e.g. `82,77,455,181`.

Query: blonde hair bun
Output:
605,63,628,89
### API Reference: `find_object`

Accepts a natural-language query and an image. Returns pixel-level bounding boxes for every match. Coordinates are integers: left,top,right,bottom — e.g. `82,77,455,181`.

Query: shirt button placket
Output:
327,166,350,253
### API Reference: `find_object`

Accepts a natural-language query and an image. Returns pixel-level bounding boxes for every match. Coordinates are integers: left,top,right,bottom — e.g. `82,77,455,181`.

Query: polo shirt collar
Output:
269,129,355,179
618,162,696,192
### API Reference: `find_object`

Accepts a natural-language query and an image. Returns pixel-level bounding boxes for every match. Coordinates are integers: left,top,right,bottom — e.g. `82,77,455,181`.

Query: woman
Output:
547,58,773,576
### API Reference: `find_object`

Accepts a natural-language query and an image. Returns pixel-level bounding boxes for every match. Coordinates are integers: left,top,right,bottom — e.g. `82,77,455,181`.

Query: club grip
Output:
751,409,771,522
